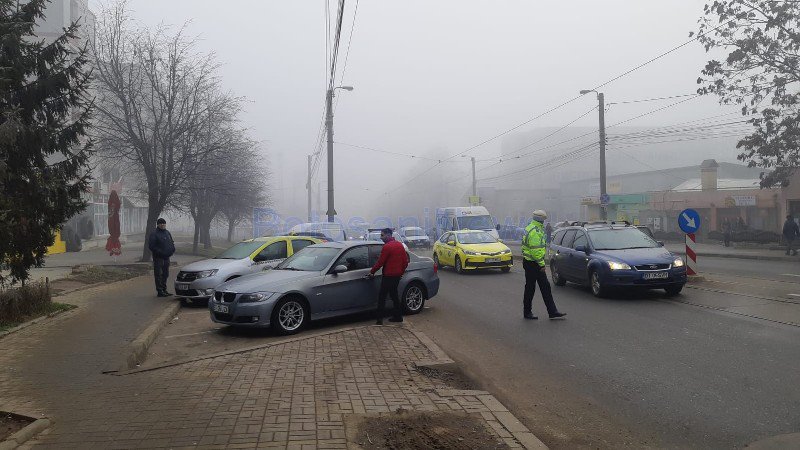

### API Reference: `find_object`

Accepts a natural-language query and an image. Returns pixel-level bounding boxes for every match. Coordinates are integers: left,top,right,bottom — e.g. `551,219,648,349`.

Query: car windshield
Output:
457,215,494,230
214,241,264,259
458,231,497,244
404,228,424,237
589,228,660,250
275,247,340,271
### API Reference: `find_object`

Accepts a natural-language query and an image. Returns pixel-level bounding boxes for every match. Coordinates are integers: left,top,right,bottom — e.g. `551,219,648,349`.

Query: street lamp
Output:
326,85,354,223
580,89,607,220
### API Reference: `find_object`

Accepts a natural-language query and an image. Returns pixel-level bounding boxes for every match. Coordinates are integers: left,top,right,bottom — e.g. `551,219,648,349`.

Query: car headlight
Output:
673,258,685,267
238,292,274,303
464,250,478,255
501,249,511,254
195,269,219,279
608,261,631,270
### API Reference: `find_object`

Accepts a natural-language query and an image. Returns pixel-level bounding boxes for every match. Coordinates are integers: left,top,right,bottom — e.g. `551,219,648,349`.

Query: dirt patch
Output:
67,264,150,285
354,410,510,450
0,411,33,441
415,365,479,390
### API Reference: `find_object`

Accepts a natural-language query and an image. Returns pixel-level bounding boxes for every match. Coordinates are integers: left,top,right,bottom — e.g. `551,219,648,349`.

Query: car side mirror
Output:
575,245,588,254
447,241,455,246
495,224,501,231
657,241,664,247
332,264,348,274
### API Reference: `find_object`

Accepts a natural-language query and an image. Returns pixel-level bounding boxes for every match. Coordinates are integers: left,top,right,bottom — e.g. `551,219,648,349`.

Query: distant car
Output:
282,231,331,242
288,222,347,241
209,241,440,334
636,225,655,239
397,226,431,250
497,225,525,241
175,236,323,303
548,222,686,297
433,230,513,273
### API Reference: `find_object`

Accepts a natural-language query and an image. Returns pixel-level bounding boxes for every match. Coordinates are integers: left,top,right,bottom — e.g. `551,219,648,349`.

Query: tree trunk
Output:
202,218,212,249
141,205,161,262
227,218,235,242
192,219,200,255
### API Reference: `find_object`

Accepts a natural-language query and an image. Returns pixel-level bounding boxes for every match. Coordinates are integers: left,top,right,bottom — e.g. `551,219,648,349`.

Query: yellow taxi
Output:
433,230,513,274
175,235,323,302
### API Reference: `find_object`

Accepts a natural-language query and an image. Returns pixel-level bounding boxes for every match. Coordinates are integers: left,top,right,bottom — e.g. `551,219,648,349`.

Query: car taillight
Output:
433,262,438,274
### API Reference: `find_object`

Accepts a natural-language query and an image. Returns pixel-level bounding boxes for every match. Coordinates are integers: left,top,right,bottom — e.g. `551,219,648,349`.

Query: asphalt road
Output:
411,262,800,449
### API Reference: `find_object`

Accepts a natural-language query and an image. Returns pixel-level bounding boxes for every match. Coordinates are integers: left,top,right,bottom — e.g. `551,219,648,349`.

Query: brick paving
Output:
0,277,540,449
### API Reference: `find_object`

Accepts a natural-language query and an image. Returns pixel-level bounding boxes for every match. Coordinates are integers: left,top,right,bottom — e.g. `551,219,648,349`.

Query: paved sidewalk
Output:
0,276,543,449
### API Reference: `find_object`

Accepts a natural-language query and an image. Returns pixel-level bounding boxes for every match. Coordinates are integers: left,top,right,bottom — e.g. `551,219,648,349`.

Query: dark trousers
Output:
153,257,170,294
786,237,796,255
523,259,558,316
377,276,402,320
723,232,731,247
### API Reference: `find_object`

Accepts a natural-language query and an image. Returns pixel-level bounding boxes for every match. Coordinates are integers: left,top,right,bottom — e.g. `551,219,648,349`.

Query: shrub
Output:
0,281,51,325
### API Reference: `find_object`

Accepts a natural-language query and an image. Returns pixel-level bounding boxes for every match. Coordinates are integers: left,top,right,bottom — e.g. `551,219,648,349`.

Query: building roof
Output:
670,178,761,192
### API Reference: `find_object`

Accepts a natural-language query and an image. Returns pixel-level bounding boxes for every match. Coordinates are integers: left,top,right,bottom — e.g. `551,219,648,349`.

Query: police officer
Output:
522,210,566,320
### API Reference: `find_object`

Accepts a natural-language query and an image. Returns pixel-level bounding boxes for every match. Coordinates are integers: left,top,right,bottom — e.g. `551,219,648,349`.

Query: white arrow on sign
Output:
682,212,696,229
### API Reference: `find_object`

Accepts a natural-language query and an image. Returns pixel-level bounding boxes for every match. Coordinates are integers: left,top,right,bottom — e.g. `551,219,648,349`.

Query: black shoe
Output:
157,292,170,297
524,313,538,320
163,291,173,296
389,317,403,323
376,319,383,325
549,312,567,319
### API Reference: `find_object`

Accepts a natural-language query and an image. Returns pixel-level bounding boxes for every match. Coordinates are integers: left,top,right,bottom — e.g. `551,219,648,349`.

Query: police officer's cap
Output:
532,210,547,221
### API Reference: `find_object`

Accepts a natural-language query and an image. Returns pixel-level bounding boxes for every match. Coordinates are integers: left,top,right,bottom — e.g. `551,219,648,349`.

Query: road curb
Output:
0,417,51,449
0,307,74,341
124,301,181,370
669,249,794,262
403,322,549,450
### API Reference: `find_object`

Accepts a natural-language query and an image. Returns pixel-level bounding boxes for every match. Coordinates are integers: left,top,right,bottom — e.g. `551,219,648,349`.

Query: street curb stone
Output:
0,308,73,341
0,418,51,449
124,301,181,370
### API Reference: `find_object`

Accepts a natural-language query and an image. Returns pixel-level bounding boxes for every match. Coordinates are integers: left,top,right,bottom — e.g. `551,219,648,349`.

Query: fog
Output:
89,0,741,225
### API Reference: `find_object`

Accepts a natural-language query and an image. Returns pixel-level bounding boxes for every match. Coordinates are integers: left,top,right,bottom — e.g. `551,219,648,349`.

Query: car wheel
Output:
590,270,607,298
433,252,441,268
501,266,511,273
551,262,566,286
455,256,463,274
665,285,683,296
402,282,426,314
271,296,308,335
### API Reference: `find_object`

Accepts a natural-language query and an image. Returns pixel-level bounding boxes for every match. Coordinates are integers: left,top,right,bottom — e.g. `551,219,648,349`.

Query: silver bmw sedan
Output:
208,241,440,334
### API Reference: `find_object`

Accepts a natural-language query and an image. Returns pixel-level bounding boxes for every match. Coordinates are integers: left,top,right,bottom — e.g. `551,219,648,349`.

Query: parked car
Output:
397,226,431,250
208,241,439,334
548,222,686,297
432,230,513,273
497,225,525,241
175,236,323,304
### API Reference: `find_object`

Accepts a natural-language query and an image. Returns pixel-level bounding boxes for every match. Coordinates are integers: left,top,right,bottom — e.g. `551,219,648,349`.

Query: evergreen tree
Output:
0,0,93,285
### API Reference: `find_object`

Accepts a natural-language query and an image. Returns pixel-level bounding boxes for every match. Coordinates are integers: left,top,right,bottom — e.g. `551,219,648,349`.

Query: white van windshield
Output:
456,215,494,230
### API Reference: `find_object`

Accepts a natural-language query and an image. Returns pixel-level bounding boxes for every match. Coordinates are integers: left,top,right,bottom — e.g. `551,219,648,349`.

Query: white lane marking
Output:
782,274,800,277
788,294,800,297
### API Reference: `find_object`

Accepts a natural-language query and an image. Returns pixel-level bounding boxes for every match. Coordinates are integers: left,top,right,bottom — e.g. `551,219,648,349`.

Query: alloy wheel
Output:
405,285,424,313
278,300,305,331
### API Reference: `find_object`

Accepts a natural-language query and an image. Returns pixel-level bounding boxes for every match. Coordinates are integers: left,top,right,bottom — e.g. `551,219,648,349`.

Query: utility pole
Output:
306,155,312,222
471,156,477,200
325,88,336,223
598,92,607,220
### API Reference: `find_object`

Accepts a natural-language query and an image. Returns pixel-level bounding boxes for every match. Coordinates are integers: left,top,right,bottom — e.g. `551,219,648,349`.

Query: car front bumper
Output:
209,297,276,328
174,277,222,299
463,255,513,269
601,268,687,288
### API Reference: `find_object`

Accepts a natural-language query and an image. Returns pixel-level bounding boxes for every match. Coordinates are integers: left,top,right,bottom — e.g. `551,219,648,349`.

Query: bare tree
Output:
90,1,233,260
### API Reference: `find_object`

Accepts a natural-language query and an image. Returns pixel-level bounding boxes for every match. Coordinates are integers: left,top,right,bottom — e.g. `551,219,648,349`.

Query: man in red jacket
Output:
368,228,409,325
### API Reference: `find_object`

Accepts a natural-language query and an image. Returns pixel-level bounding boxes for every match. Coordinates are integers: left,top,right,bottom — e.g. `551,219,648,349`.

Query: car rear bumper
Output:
426,277,440,298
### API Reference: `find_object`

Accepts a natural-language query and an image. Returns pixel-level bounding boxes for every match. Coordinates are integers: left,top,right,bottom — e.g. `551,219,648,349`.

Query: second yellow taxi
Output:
433,230,513,274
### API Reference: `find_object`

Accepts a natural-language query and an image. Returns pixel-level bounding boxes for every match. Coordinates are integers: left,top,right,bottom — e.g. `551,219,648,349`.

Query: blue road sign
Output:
600,194,610,206
678,208,701,234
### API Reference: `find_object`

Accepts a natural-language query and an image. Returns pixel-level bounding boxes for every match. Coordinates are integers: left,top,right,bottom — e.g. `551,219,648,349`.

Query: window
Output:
216,241,265,260
552,230,566,246
572,232,588,249
456,215,494,230
333,246,370,271
588,228,659,250
368,244,383,266
560,230,577,248
456,231,497,244
255,241,288,262
451,218,458,231
439,233,452,244
276,247,339,271
291,239,315,253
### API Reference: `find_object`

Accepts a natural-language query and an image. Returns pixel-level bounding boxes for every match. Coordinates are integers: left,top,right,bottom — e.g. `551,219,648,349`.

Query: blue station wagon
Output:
548,222,687,297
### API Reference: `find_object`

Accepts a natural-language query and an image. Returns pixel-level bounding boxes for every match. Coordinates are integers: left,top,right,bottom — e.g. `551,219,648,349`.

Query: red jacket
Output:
371,238,409,277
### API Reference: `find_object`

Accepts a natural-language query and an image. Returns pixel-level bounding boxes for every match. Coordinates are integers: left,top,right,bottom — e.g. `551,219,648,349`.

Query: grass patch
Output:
0,281,76,332
68,265,150,284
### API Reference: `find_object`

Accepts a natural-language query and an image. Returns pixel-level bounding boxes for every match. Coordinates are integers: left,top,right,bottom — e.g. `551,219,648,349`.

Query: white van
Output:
435,206,499,240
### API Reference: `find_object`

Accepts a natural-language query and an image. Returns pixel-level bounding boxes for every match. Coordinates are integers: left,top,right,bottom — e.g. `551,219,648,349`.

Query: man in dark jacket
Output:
783,215,799,256
368,228,409,325
148,218,176,297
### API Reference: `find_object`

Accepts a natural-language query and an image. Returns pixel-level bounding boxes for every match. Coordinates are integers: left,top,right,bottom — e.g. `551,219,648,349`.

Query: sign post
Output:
678,208,701,275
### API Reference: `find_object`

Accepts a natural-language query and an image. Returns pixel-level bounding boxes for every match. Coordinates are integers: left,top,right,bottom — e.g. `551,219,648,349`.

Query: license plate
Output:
643,272,669,280
177,283,189,290
213,304,229,313
485,258,500,263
